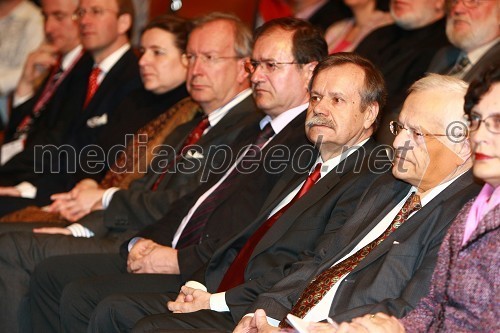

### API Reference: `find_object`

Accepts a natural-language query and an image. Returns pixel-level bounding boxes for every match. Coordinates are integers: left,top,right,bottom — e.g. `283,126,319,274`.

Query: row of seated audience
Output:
0,0,497,332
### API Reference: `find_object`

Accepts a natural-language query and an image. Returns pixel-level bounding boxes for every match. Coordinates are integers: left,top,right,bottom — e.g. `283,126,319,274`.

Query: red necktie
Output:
83,67,101,109
217,163,323,292
279,193,422,327
176,123,275,248
151,116,210,191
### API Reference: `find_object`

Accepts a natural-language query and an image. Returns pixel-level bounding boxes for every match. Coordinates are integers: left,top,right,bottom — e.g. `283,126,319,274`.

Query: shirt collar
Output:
94,43,130,75
259,102,308,135
61,45,83,70
206,88,253,127
466,38,499,65
410,170,468,207
314,138,370,178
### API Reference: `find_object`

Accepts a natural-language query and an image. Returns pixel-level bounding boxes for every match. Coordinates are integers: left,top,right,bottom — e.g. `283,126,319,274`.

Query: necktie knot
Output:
448,54,471,77
183,116,210,147
254,123,275,148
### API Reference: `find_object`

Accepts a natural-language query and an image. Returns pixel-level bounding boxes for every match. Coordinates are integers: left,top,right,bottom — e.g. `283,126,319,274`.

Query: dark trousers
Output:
29,254,184,333
0,232,125,333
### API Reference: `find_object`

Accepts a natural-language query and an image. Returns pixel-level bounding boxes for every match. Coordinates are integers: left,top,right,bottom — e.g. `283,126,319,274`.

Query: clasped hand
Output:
167,286,211,313
127,239,179,274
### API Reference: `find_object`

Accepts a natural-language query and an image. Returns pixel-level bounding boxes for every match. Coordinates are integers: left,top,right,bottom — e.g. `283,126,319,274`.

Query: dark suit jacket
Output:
355,19,450,144
80,95,261,235
187,139,392,322
0,48,143,199
125,111,313,252
427,41,500,82
251,171,481,323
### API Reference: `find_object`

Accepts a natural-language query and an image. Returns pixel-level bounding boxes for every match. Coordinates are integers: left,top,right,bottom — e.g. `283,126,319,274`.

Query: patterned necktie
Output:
83,67,102,109
151,116,210,191
448,55,471,77
176,123,275,248
216,162,323,292
14,59,63,139
280,192,422,326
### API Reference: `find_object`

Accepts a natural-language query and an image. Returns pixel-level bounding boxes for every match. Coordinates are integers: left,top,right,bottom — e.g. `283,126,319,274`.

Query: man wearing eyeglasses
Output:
0,0,144,215
428,0,499,81
231,74,481,333
27,25,394,333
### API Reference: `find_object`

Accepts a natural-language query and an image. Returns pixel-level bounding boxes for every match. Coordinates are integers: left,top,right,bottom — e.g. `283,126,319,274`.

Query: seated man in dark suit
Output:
0,0,143,215
0,12,260,333
428,0,499,81
29,49,392,332
230,74,481,333
355,0,450,144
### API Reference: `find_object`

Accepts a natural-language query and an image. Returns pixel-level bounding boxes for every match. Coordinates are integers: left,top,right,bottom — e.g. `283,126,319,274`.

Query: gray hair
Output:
409,73,468,96
191,12,252,58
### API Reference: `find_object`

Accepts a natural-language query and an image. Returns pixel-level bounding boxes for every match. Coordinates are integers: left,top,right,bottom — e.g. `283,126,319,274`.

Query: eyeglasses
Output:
244,60,300,74
465,113,500,134
449,0,492,9
390,121,449,141
72,7,118,20
182,53,240,66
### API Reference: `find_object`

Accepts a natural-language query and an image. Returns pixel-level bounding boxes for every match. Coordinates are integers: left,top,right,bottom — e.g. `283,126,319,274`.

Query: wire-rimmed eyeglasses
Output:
244,60,301,74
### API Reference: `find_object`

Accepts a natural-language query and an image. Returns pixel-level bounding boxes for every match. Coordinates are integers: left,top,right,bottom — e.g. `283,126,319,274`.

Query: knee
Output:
132,315,158,333
89,295,132,333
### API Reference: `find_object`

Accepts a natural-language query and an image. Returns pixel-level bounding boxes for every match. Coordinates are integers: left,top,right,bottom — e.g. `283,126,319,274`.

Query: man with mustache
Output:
233,73,481,333
428,0,499,81
29,32,391,333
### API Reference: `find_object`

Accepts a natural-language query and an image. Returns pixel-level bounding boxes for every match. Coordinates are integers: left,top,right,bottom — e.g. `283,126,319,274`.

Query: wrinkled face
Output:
250,29,311,118
77,0,129,60
446,0,499,52
470,83,500,187
41,0,80,53
185,20,248,112
306,64,375,160
392,90,465,191
139,28,186,94
390,0,443,29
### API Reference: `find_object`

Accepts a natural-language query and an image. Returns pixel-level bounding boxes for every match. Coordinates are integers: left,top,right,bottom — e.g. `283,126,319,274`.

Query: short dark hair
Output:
309,53,387,131
116,0,135,39
143,15,192,52
191,12,252,58
464,66,500,117
253,17,328,64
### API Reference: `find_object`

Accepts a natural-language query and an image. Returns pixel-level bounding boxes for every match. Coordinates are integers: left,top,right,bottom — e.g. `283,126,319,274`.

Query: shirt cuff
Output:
12,93,32,107
15,181,37,198
101,187,120,208
184,280,207,291
65,223,95,238
127,236,143,252
209,292,229,312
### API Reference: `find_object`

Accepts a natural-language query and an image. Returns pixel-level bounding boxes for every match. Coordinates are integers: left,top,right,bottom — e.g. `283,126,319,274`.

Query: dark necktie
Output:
280,192,422,326
150,116,210,191
216,162,323,292
448,55,471,77
14,58,63,139
83,67,102,109
176,123,275,248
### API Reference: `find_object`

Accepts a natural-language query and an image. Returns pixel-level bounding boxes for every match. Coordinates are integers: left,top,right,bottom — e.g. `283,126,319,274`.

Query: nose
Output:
470,119,490,145
392,126,410,151
139,50,150,67
44,16,56,35
450,0,467,14
250,65,266,85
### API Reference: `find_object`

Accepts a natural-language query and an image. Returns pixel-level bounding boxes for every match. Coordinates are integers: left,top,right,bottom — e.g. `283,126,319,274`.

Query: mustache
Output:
306,116,335,129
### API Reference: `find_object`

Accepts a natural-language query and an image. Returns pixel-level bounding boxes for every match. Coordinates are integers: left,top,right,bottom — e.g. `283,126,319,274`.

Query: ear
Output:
302,61,318,89
363,102,379,130
117,13,132,37
453,137,472,165
236,56,250,84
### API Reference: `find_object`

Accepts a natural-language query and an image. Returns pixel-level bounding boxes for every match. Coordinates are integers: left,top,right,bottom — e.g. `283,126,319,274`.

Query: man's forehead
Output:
314,65,364,91
188,22,235,50
253,30,294,56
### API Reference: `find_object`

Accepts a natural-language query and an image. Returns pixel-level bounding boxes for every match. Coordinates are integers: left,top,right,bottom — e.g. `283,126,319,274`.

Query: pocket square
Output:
393,241,400,244
87,113,108,128
185,150,204,159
